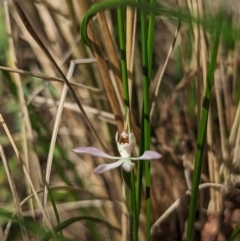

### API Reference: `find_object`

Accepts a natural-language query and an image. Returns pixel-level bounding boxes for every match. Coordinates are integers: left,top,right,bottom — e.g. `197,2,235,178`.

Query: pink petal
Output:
73,147,120,160
94,160,124,174
130,151,162,160
122,160,135,172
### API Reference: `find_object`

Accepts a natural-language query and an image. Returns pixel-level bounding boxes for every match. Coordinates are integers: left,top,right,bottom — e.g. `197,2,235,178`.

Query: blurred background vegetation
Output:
0,0,240,240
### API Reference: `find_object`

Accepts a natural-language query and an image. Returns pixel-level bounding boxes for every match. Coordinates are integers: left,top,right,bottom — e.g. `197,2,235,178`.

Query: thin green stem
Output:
48,189,64,240
136,131,144,224
117,7,137,241
131,171,137,241
186,13,223,241
145,0,156,238
139,0,151,239
122,170,134,241
117,8,129,110
147,0,156,79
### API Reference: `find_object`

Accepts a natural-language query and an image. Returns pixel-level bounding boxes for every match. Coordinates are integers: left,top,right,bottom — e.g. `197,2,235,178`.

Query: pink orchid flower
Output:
73,131,162,174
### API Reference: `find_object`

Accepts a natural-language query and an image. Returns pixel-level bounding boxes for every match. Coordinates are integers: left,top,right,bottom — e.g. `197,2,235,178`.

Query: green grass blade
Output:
117,8,129,111
186,13,223,241
146,0,157,237
138,0,151,239
48,188,64,240
80,0,187,46
0,208,48,238
42,215,120,241
228,219,240,241
147,0,156,78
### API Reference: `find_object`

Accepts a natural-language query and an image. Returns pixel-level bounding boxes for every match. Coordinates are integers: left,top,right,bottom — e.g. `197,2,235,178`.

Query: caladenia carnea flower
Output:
73,130,162,174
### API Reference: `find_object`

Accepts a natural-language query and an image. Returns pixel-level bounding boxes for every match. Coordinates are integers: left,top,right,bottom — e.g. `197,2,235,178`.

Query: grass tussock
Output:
0,0,240,240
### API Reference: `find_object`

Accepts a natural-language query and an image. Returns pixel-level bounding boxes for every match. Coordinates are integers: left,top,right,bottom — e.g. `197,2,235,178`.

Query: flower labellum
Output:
117,131,135,158
73,131,161,174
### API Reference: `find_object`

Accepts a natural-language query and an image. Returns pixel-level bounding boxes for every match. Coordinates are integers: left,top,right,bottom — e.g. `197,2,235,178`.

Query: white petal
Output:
117,132,135,158
73,147,120,159
117,143,132,158
130,151,162,160
128,132,136,145
122,159,135,172
94,160,124,174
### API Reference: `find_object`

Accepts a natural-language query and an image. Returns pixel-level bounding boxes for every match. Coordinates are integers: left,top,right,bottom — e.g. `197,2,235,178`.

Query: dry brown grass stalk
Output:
0,114,55,237
0,143,28,241
78,0,124,133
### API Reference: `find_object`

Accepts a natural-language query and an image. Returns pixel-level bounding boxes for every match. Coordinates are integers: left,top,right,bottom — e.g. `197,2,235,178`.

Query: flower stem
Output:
122,169,135,241
117,8,129,111
139,0,151,238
